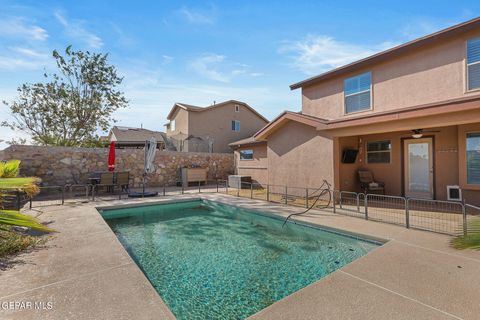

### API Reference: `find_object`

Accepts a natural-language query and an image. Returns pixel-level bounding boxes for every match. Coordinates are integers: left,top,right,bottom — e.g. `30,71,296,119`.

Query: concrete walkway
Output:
1,193,479,319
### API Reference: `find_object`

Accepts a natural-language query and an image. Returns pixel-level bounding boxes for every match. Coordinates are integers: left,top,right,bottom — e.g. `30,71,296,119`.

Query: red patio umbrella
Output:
108,141,116,171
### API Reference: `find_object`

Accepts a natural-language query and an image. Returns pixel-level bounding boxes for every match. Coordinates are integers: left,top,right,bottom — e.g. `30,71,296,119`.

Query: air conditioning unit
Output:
447,185,462,201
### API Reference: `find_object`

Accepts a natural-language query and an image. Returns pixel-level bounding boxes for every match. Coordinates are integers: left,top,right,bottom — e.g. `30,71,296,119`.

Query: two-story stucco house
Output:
232,17,480,204
165,100,268,153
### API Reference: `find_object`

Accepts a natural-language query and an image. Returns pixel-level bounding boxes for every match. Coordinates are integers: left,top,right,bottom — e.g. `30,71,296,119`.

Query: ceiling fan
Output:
405,128,440,139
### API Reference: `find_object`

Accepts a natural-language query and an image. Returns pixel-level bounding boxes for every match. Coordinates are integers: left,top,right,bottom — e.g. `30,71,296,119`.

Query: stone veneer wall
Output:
0,145,234,187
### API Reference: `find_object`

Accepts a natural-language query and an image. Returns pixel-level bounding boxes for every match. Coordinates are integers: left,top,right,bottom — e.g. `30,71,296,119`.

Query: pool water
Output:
102,200,380,319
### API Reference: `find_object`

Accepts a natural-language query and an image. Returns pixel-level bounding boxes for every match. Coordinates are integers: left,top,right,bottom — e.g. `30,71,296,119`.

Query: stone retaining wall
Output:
0,145,234,187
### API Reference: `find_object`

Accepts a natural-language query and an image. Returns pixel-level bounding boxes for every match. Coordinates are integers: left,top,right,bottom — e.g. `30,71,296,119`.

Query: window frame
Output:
343,71,373,115
235,105,240,112
170,120,176,131
366,140,391,164
466,37,480,92
466,132,480,185
231,120,240,132
239,149,254,161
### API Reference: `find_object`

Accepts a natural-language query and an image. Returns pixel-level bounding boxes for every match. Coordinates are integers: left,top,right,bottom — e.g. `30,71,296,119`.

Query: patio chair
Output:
96,172,115,194
358,170,385,195
116,171,130,193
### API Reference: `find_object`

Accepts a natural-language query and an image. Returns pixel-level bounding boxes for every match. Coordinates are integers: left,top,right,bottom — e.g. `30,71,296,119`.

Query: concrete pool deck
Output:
0,193,479,319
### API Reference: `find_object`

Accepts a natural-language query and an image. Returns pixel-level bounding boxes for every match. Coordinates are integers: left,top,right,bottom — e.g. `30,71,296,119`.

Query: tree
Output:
2,46,128,147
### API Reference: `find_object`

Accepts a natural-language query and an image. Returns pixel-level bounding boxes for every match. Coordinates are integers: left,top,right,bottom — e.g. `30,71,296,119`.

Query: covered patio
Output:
327,97,480,206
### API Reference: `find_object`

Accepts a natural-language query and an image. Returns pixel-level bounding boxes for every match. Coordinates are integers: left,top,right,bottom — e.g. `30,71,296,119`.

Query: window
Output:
235,105,240,112
366,140,391,163
467,133,480,184
170,120,175,131
467,38,480,91
239,149,253,160
344,72,372,114
231,120,240,132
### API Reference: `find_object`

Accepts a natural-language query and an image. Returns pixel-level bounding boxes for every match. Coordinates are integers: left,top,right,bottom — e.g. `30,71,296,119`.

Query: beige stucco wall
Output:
267,121,334,190
166,102,267,153
337,124,480,204
188,102,268,153
165,108,189,137
302,29,480,120
234,143,268,184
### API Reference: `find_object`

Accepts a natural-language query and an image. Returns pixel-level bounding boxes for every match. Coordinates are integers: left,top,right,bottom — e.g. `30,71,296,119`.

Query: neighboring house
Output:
108,126,166,149
229,137,268,184
165,100,269,153
238,18,480,204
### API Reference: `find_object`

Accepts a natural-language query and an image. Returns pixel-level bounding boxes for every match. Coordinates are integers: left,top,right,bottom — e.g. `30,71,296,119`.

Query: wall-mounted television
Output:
342,149,358,164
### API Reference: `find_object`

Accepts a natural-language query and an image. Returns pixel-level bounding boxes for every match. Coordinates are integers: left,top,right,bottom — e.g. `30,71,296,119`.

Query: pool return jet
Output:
282,180,332,227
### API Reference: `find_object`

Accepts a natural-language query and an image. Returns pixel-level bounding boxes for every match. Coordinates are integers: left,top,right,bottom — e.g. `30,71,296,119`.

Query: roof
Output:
166,100,269,123
252,95,480,140
228,136,266,148
290,16,480,90
110,126,165,144
254,111,328,141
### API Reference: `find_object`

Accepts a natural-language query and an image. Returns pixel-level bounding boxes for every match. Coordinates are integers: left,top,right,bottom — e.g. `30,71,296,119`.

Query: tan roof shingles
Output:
166,100,269,123
111,126,166,143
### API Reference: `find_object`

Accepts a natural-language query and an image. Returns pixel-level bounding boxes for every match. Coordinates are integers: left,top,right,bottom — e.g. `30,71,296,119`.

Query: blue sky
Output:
0,0,478,148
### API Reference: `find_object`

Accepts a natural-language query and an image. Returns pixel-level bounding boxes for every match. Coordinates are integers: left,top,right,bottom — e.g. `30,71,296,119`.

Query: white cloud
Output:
190,54,263,82
0,47,50,70
54,10,103,48
190,54,230,82
0,17,48,41
280,35,395,75
178,6,215,25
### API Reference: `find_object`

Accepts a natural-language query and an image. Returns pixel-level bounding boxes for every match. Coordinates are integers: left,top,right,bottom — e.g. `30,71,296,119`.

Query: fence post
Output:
333,191,336,213
237,183,240,197
266,185,270,202
163,184,166,196
216,180,219,193
356,194,360,212
250,183,253,199
364,194,369,220
92,185,96,201
226,181,229,195
462,200,467,236
405,198,410,228
284,186,288,205
29,196,32,209
198,180,201,193
339,192,343,209
305,188,309,208
181,185,184,195
61,186,65,205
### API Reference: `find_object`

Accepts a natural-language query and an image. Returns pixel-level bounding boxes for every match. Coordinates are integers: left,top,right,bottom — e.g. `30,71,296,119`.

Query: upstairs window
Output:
467,133,480,184
235,105,240,112
170,120,176,131
231,120,240,132
467,37,480,91
366,140,391,164
344,72,372,114
239,149,253,160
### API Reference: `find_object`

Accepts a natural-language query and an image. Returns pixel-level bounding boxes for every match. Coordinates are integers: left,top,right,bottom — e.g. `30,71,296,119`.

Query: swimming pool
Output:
101,200,380,319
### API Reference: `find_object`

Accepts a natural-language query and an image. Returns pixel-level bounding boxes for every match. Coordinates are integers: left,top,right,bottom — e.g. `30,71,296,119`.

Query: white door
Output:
404,138,434,199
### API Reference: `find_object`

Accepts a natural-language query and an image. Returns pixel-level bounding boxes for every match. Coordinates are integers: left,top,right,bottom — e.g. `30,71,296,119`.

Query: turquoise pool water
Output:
102,200,380,319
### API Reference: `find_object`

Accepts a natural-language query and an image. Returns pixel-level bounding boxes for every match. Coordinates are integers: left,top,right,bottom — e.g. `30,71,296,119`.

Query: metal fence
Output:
333,191,470,236
6,178,480,236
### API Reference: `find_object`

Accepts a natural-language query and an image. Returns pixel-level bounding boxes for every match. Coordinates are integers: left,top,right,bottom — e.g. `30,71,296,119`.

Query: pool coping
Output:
2,193,480,319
